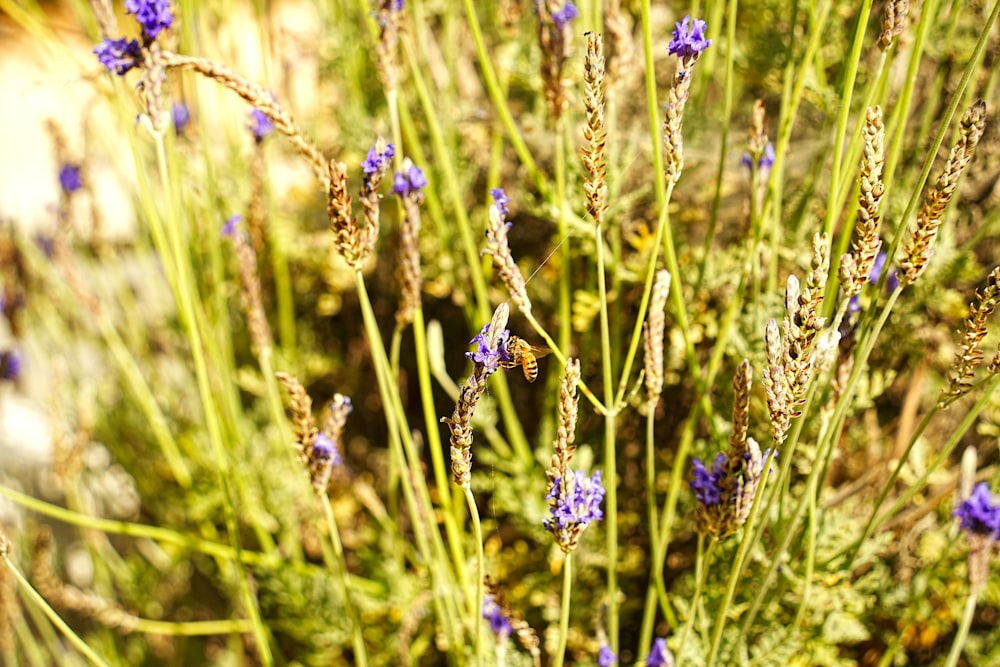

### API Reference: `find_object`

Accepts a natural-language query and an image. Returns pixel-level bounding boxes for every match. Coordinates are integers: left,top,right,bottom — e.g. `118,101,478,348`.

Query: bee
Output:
501,336,550,382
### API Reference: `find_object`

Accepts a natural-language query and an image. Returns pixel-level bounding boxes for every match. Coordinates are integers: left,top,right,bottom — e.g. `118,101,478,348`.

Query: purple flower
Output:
125,0,174,40
552,2,579,29
248,109,274,141
466,322,511,374
598,645,618,666
173,102,190,135
222,214,242,237
362,142,396,176
482,594,512,639
0,350,21,382
667,16,711,62
954,483,1000,538
59,165,82,194
646,637,674,667
740,143,774,173
544,470,606,532
690,453,727,507
392,164,428,196
94,37,142,75
312,432,343,466
868,251,899,292
491,188,509,218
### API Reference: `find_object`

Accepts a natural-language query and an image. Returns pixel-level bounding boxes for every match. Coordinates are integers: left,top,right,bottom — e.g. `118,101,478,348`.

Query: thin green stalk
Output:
353,271,465,651
552,552,574,667
321,493,370,667
595,210,619,649
639,0,665,213
555,126,572,360
150,132,273,666
819,0,873,242
942,593,978,667
675,535,713,659
696,0,738,291
2,552,111,667
460,0,549,198
465,488,486,667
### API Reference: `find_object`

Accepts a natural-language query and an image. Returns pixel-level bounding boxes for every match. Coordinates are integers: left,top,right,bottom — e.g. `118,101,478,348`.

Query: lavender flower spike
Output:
59,165,82,194
543,469,606,551
362,142,396,176
598,645,618,666
94,38,142,75
667,16,712,64
392,164,428,197
125,0,174,40
248,109,274,141
646,637,675,667
482,594,513,640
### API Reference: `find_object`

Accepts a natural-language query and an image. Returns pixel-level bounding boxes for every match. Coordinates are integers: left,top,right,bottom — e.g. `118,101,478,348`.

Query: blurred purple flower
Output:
667,16,711,62
598,645,618,666
0,350,21,382
690,453,727,507
466,323,511,374
173,101,190,135
954,482,1000,538
312,432,343,467
392,164,428,196
552,2,579,29
646,637,674,667
222,214,242,237
125,0,174,40
94,37,142,75
544,470,606,533
491,188,509,218
362,142,396,176
248,109,274,141
59,165,82,194
482,594,512,639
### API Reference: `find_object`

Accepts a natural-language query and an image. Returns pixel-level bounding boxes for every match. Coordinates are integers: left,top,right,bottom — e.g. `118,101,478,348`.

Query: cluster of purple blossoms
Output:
482,594,513,640
392,164,428,197
597,645,618,666
466,322,512,375
646,637,674,667
312,428,344,467
667,16,712,63
543,470,606,538
59,165,82,194
94,37,143,75
690,453,727,507
125,0,174,40
248,109,275,142
491,188,510,218
362,142,396,176
955,483,1000,538
552,2,579,29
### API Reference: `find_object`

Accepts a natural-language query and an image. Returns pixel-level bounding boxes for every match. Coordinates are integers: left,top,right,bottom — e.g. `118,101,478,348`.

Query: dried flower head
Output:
394,158,425,327
583,32,609,226
222,215,272,355
899,100,987,285
941,267,1000,405
643,269,671,407
482,194,532,315
536,0,577,121
878,0,909,50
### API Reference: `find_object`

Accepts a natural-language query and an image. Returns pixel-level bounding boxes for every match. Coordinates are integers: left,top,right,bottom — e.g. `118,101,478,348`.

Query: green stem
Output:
552,552,573,667
465,487,486,667
2,552,112,667
150,132,273,666
942,592,978,667
321,493,370,667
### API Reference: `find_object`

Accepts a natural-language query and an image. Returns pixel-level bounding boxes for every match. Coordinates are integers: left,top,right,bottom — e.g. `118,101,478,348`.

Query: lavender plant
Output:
1,0,999,665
